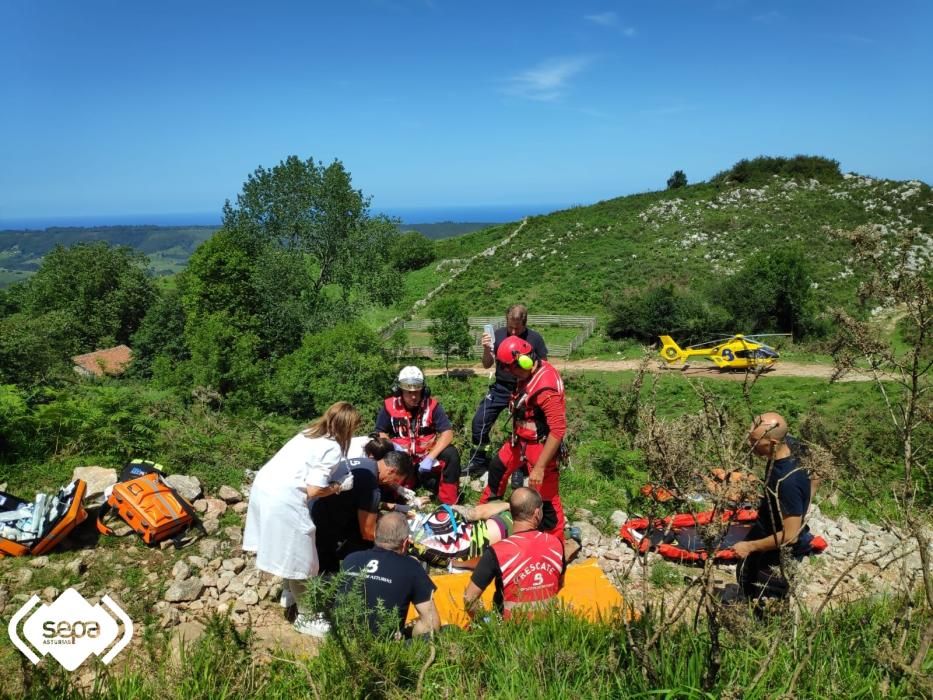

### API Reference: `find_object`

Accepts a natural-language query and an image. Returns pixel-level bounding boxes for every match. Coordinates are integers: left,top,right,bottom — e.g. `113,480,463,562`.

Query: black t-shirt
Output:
470,546,507,611
311,458,381,539
493,327,549,388
341,546,437,634
751,455,814,555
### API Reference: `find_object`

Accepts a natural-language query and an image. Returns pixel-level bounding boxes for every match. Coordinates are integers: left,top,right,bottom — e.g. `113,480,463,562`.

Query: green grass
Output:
5,595,928,698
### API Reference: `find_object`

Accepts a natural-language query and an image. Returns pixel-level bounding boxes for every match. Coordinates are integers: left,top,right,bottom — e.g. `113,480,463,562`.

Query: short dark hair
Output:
364,435,396,460
383,450,415,481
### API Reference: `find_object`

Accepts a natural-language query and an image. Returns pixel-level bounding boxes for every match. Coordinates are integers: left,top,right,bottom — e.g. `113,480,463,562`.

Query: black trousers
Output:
736,550,791,605
468,383,512,468
417,444,461,504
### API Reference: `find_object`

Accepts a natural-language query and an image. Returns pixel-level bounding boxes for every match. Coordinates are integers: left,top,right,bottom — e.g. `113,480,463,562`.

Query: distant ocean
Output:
0,203,570,230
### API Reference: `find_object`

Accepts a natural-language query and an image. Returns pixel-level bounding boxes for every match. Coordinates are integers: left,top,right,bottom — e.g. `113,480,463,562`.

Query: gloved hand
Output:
336,473,354,493
419,456,437,473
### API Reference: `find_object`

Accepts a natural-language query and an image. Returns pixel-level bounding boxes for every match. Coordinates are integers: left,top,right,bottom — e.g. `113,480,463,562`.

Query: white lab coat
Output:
242,432,345,579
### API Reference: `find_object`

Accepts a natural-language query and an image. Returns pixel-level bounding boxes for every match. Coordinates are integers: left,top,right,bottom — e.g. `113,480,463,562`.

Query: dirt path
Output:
426,359,878,382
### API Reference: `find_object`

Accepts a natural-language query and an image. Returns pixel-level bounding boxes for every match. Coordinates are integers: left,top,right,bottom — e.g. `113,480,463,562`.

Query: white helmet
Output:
397,366,425,391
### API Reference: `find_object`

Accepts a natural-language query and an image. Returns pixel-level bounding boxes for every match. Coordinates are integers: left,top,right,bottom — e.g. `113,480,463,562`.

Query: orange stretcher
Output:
407,558,627,628
0,480,87,558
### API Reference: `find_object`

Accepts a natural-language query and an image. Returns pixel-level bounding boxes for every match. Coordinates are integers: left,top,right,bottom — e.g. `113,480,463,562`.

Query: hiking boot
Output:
510,470,526,490
293,613,331,638
467,451,488,477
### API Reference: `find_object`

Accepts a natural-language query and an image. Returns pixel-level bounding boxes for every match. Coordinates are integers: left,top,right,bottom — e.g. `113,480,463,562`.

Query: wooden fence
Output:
397,314,597,359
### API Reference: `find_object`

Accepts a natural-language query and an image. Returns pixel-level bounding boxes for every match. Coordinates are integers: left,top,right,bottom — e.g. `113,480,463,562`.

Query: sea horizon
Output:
0,202,574,231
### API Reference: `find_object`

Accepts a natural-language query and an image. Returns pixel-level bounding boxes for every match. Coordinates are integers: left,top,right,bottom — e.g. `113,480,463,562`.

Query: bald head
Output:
375,512,410,551
510,487,543,523
748,412,789,457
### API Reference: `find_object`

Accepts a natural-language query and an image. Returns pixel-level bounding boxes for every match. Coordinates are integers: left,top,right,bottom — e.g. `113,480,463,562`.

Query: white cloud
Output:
584,11,618,27
502,56,592,102
584,11,635,36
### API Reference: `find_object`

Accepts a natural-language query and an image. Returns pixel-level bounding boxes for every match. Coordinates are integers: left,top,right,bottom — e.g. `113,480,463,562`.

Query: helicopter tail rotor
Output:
658,335,687,363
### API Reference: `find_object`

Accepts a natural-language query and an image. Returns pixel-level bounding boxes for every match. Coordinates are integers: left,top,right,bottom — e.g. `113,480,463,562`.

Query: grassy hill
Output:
383,167,931,324
0,225,217,285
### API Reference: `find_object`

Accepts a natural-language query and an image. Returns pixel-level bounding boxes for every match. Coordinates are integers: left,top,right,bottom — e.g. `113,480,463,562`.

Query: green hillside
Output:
389,168,932,323
0,225,218,285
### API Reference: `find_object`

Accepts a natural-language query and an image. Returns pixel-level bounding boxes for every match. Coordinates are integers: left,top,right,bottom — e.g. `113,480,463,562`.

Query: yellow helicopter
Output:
658,334,790,371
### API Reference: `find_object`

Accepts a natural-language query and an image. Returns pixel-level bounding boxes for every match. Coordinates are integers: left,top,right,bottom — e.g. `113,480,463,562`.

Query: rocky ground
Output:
1,466,930,689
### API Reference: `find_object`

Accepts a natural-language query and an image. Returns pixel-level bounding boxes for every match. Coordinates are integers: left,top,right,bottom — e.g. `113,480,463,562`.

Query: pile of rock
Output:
155,536,283,629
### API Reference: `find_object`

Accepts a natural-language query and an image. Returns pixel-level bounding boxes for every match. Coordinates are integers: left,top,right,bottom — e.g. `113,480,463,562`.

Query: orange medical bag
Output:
0,480,88,558
96,460,197,545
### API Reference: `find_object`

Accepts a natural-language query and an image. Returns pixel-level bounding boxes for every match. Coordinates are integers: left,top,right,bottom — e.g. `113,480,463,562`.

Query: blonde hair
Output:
303,402,361,454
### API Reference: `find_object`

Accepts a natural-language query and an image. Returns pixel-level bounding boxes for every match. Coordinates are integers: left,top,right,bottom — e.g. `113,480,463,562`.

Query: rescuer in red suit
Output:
478,336,567,539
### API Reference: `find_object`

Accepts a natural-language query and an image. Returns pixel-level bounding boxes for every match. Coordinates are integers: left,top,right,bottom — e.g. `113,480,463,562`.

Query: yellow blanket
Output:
407,558,625,628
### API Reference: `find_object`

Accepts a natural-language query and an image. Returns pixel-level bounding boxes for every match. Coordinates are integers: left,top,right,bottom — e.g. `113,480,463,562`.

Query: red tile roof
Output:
72,345,133,377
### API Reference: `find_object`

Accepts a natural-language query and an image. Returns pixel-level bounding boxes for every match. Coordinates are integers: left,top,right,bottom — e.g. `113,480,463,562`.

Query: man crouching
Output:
464,487,565,621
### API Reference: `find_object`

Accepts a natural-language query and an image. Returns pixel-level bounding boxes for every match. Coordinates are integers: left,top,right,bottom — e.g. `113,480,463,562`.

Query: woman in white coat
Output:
243,401,361,635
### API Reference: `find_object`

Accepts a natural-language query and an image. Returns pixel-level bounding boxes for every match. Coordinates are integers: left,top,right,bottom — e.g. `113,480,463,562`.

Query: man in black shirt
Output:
733,412,815,610
468,304,549,479
341,512,440,637
312,450,415,574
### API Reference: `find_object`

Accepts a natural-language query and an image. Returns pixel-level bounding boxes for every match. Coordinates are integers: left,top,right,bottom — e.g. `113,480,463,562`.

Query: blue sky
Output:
1,0,931,222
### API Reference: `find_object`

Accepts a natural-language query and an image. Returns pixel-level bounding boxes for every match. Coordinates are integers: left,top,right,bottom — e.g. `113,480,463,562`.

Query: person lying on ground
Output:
408,500,513,569
341,512,441,638
464,488,565,621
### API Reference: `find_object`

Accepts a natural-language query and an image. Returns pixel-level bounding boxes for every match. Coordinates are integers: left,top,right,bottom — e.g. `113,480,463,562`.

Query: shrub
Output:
21,241,156,350
429,298,472,371
721,246,825,338
607,285,732,345
710,155,842,187
270,322,395,420
667,170,688,190
391,230,435,272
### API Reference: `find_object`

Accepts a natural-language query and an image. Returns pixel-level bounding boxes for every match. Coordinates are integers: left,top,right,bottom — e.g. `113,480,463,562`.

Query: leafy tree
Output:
387,328,409,363
270,322,395,418
182,156,402,377
0,311,78,385
130,286,189,376
607,285,731,345
21,241,155,350
666,170,688,190
391,230,435,272
721,247,823,337
220,155,399,311
184,311,265,408
429,299,472,372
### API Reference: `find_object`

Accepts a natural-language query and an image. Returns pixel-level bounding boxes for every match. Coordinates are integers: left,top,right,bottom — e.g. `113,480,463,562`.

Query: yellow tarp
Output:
407,558,626,628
